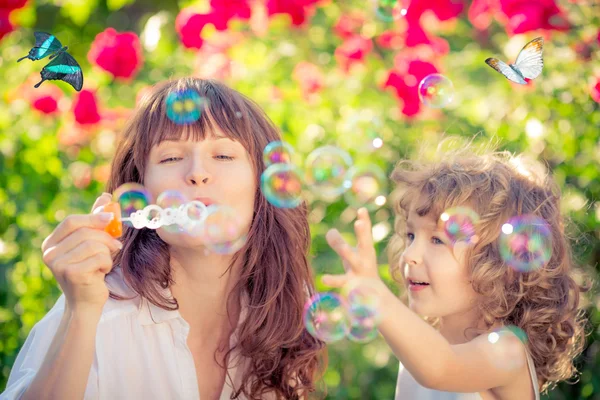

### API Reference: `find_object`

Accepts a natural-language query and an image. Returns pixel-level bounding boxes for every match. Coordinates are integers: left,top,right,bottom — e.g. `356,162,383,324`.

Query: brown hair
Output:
387,141,589,393
105,78,326,399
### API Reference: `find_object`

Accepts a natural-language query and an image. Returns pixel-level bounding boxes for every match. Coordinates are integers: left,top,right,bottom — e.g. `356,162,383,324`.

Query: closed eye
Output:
215,155,234,160
159,157,181,163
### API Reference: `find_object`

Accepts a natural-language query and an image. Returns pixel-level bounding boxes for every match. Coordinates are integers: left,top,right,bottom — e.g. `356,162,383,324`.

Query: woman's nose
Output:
186,160,211,185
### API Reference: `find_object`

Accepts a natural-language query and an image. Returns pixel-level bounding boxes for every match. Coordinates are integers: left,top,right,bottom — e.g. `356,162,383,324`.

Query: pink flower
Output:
266,0,323,26
292,61,325,100
209,0,252,30
32,95,58,114
468,0,498,30
591,78,600,103
333,12,365,39
73,89,101,125
376,30,404,50
176,9,211,49
335,35,373,72
383,59,438,117
88,28,144,80
0,8,14,41
499,0,570,34
405,0,464,23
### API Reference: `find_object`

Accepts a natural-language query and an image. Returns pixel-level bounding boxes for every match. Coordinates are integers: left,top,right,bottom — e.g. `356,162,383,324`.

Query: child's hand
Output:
322,208,382,288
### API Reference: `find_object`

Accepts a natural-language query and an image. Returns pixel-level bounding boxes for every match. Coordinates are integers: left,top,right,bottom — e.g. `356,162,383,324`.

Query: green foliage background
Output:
1,0,599,398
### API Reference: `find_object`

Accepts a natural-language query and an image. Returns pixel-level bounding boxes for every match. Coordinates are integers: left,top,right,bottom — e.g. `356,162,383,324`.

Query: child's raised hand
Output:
322,208,381,288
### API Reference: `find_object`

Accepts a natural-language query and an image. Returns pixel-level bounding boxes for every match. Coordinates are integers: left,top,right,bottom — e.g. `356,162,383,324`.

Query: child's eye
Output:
215,155,234,160
432,236,445,245
406,232,415,241
160,157,181,163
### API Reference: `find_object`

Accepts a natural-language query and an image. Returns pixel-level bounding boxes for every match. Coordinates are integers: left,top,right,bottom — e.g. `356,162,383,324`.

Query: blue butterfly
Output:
18,31,84,91
485,37,544,85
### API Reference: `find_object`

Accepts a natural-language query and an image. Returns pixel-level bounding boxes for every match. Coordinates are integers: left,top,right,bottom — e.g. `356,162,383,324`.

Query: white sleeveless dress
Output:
394,350,540,400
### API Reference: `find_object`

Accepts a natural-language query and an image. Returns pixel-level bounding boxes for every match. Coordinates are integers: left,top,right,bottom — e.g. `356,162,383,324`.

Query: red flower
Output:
597,29,600,45
0,8,13,41
591,78,600,103
32,95,58,114
266,0,322,26
176,9,211,49
334,12,365,39
292,61,324,100
0,0,27,10
499,0,570,34
383,59,438,117
73,89,101,125
405,0,464,23
209,0,252,30
335,35,373,72
88,28,143,80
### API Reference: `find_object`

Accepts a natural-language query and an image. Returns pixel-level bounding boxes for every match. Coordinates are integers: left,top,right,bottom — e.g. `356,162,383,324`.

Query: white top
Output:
394,346,541,400
1,267,272,400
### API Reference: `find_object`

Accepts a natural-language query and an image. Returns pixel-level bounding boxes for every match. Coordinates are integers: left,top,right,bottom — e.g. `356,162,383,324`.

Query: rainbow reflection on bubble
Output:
344,165,387,210
113,183,152,225
305,146,353,200
165,89,207,125
304,292,350,343
261,164,304,208
438,207,480,245
486,326,528,370
499,215,552,272
263,141,295,167
156,190,188,233
343,280,382,343
195,205,247,254
418,74,455,109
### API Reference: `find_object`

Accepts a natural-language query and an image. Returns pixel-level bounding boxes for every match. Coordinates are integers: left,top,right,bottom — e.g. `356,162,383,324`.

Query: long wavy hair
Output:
105,78,326,399
387,142,588,394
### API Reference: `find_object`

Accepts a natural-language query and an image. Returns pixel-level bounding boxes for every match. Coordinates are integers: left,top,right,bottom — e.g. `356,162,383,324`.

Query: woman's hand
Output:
41,193,122,316
322,208,382,288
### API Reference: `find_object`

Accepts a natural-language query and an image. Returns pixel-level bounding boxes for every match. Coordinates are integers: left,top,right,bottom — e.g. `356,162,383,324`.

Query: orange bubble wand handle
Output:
103,202,123,238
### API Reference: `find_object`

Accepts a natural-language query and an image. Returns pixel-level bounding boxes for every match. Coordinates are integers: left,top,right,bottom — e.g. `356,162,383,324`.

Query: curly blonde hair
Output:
387,143,588,393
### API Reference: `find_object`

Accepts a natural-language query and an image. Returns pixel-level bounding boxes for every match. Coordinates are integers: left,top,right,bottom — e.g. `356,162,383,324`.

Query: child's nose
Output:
403,242,423,265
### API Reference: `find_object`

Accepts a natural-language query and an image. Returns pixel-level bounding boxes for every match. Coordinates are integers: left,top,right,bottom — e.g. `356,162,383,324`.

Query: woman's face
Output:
144,125,257,249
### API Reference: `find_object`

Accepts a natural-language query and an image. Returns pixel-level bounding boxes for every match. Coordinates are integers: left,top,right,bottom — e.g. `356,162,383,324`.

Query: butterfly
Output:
485,37,544,85
18,31,84,91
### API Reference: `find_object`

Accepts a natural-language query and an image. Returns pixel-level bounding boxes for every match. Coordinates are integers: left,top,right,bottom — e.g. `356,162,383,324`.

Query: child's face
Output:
143,126,256,249
399,205,479,319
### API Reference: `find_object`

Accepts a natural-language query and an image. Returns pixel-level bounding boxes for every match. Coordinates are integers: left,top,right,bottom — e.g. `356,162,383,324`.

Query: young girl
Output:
1,78,326,400
322,147,588,400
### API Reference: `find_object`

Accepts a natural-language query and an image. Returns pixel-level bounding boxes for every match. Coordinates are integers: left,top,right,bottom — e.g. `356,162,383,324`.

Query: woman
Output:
2,78,326,400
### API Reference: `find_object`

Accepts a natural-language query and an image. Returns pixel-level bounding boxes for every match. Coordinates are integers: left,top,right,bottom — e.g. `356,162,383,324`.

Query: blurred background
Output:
0,0,599,398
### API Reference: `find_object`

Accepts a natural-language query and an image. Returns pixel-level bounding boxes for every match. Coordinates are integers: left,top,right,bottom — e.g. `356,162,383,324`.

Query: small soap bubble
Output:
165,89,207,125
499,215,552,272
305,146,353,201
113,183,152,224
486,326,528,370
438,207,480,245
418,74,455,109
261,164,304,208
156,190,188,232
263,141,295,167
344,165,387,210
373,0,409,22
347,303,380,343
304,292,350,343
194,205,247,254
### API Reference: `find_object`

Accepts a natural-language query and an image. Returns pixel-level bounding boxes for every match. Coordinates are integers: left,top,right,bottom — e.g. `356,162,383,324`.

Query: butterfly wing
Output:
18,32,64,62
35,51,83,91
485,57,527,85
514,37,543,80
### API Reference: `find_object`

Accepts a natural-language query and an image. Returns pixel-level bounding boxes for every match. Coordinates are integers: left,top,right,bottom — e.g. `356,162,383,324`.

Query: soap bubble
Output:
304,292,350,343
261,164,304,208
344,165,387,210
438,207,480,245
305,146,353,200
418,74,455,109
499,215,552,272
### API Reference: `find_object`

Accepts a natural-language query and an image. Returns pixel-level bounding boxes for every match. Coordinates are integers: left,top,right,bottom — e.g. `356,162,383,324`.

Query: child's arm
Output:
323,208,528,393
